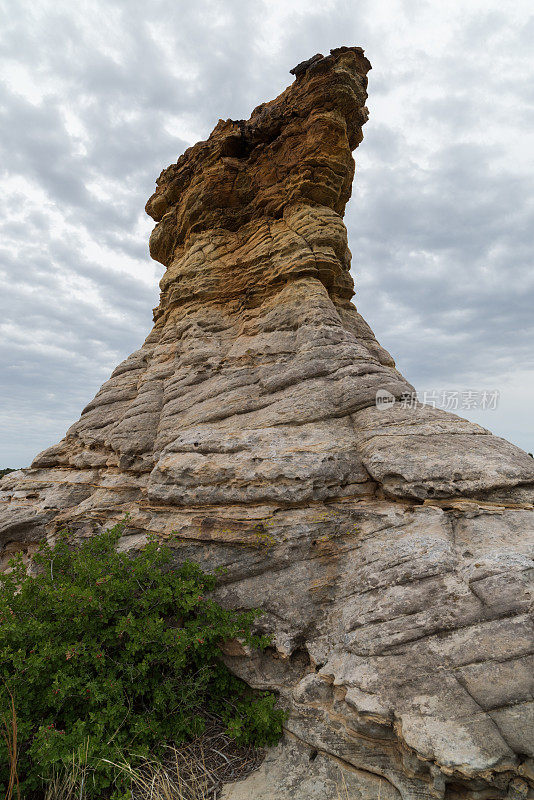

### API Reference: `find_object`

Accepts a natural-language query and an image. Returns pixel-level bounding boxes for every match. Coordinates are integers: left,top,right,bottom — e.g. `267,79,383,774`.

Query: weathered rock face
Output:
2,46,534,799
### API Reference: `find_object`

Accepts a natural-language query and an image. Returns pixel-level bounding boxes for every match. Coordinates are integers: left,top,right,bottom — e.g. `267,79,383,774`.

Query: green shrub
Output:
0,523,285,798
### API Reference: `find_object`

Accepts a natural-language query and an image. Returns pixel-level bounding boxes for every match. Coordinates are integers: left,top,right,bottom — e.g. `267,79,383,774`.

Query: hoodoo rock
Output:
2,47,534,799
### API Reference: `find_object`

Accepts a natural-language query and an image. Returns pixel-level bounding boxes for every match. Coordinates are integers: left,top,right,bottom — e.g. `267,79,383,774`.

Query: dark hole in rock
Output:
221,134,252,159
289,646,312,668
309,749,319,762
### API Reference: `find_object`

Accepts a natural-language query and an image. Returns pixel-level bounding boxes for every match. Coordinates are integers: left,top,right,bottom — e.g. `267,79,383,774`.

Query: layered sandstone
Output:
1,47,534,799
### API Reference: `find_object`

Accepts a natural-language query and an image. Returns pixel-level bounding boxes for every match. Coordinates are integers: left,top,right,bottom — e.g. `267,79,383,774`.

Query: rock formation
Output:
1,46,534,799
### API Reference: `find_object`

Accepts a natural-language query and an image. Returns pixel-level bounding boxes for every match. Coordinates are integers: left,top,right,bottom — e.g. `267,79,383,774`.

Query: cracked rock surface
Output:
1,46,533,799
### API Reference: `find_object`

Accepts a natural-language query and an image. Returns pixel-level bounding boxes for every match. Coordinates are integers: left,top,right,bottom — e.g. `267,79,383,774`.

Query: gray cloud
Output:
1,0,533,467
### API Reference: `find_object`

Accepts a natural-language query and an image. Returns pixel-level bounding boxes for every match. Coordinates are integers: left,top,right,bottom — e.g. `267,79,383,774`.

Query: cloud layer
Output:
1,0,533,466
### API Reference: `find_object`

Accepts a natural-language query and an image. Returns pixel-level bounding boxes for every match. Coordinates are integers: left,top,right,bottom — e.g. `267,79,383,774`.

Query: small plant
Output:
0,523,285,798
251,531,277,549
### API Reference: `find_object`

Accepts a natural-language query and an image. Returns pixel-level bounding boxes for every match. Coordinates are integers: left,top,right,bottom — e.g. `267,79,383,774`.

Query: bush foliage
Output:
0,523,285,797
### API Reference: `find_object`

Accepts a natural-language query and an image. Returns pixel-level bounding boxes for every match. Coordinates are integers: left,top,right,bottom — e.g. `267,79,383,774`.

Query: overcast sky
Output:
1,0,533,468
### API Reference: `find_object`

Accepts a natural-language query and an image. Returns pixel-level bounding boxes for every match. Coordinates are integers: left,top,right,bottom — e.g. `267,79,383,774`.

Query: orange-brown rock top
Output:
145,47,370,268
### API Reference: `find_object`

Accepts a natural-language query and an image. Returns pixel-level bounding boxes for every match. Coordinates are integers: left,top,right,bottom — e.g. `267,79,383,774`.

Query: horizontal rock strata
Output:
2,46,533,799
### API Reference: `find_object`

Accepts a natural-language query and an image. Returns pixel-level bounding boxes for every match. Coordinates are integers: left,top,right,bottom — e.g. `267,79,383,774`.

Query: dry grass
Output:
336,770,383,799
337,773,350,800
36,747,215,800
104,749,212,800
42,740,93,800
1,683,20,800
105,721,264,800
2,715,264,800
0,700,262,800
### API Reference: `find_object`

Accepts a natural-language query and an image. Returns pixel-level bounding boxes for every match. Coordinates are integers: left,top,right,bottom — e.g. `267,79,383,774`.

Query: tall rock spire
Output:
1,48,533,799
